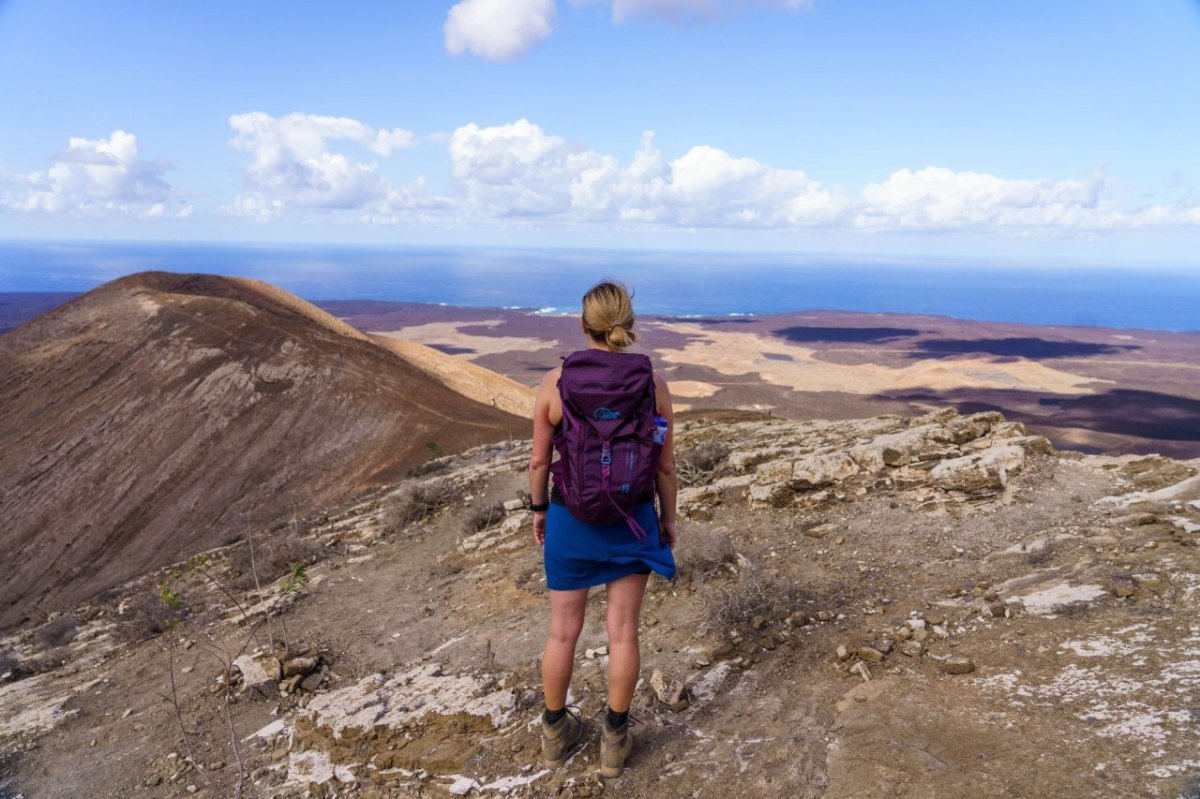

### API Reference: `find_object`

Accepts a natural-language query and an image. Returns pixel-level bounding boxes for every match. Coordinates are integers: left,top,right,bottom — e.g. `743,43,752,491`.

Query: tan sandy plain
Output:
372,321,556,359
368,335,536,419
647,322,1113,395
667,380,721,398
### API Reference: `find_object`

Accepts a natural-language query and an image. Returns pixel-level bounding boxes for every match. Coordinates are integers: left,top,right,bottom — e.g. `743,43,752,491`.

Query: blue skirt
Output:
543,501,677,591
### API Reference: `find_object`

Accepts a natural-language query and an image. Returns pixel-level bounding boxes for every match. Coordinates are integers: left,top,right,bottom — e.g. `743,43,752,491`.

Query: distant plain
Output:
319,300,1200,459
4,269,1199,458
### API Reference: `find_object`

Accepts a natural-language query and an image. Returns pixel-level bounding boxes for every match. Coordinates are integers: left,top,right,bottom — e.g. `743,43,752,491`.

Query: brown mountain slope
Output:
0,271,524,630
368,334,535,419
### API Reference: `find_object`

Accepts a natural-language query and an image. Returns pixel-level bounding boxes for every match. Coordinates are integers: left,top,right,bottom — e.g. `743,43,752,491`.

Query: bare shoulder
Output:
652,371,670,396
537,367,562,396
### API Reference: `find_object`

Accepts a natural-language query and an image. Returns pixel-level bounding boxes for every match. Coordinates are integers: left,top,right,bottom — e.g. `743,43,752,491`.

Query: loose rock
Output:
937,656,976,675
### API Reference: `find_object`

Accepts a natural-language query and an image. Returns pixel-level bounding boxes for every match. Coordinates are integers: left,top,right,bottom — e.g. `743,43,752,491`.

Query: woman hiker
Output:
528,280,678,778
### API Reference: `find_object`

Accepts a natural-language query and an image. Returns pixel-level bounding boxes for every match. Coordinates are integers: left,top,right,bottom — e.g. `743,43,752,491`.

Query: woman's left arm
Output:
653,373,678,549
528,370,557,546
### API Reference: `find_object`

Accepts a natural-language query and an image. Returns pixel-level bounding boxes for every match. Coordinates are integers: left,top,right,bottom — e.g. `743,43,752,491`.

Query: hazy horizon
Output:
4,240,1200,332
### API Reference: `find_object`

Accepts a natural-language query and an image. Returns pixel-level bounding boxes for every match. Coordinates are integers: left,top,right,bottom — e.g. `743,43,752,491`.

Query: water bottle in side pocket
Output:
652,414,668,445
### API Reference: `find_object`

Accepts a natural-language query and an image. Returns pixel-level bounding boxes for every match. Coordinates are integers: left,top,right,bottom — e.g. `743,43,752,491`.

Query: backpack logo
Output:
593,407,622,421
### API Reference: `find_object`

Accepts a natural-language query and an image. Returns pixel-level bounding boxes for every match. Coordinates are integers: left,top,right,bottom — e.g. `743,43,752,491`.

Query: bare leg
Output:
604,572,650,712
542,587,589,709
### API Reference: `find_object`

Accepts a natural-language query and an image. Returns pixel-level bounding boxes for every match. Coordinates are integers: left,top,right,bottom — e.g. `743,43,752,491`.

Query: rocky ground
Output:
3,408,1200,799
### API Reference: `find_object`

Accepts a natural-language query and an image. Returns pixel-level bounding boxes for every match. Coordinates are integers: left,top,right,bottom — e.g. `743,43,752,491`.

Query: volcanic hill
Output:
0,272,525,630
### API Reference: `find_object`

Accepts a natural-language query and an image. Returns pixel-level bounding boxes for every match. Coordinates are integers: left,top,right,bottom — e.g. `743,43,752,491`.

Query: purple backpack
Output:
550,349,660,540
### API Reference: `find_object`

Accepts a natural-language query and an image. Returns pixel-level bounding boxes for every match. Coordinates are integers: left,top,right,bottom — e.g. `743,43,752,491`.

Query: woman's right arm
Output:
528,370,557,547
653,374,678,548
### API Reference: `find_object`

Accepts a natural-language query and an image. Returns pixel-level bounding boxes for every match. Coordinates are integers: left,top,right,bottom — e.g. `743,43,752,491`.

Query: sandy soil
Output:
647,321,1107,395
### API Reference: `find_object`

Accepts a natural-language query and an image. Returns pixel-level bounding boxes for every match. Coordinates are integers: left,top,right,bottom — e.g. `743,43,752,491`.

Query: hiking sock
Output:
605,707,629,729
544,707,567,725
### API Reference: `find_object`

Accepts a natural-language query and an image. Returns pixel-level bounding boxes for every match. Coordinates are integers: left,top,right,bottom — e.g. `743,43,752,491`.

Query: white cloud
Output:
448,120,846,226
444,0,556,61
227,112,423,218
223,111,1200,235
443,0,811,60
1,130,190,218
445,122,1200,231
570,133,847,226
449,119,607,215
855,165,1198,232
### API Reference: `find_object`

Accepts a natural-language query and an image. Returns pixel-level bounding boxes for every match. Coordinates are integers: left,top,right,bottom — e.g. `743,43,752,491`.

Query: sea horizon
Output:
2,240,1199,333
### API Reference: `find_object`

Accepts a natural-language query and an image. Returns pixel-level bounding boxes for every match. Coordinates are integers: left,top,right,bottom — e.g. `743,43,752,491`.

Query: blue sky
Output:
0,0,1198,261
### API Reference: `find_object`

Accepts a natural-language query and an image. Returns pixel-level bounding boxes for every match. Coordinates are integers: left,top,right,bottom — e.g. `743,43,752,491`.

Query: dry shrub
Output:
228,531,324,590
463,501,507,534
382,478,457,533
116,591,183,643
675,527,736,579
35,615,79,649
694,566,803,635
1024,538,1055,566
677,441,731,486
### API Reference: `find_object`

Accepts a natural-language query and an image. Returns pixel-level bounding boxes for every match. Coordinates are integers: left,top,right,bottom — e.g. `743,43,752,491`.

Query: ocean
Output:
1,241,1198,332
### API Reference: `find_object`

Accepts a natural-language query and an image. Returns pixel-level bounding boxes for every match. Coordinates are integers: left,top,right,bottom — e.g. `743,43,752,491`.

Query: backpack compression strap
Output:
600,439,649,542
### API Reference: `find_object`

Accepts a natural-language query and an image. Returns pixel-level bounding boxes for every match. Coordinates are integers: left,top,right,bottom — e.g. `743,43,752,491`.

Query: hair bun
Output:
606,325,633,349
582,280,638,351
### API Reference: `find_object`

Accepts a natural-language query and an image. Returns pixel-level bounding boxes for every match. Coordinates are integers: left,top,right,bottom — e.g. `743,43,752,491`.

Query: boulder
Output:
233,655,282,697
283,656,319,678
650,670,689,711
749,482,793,508
930,445,1025,493
857,647,885,663
1006,435,1055,456
848,425,940,472
945,412,1003,444
936,656,976,675
791,452,859,489
755,459,795,483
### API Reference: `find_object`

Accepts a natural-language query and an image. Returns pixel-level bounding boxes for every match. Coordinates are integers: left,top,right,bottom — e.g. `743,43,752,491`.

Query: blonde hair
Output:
582,280,638,351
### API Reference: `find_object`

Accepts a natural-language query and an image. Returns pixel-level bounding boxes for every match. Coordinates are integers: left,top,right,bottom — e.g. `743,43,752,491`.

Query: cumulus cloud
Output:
1,130,190,218
449,119,606,215
444,0,556,61
855,165,1198,232
571,133,847,226
447,120,846,226
223,111,1200,234
443,0,808,60
445,122,1199,231
227,112,425,218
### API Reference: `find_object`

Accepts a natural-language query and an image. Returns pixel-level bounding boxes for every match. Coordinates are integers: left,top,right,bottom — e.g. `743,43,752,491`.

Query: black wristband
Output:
529,501,550,513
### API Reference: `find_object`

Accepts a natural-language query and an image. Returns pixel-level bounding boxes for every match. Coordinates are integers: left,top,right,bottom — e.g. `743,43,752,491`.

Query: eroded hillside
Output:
2,409,1199,798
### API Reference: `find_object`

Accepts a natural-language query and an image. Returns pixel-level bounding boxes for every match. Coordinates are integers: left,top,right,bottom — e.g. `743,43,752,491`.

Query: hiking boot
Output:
542,707,584,768
599,715,633,778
